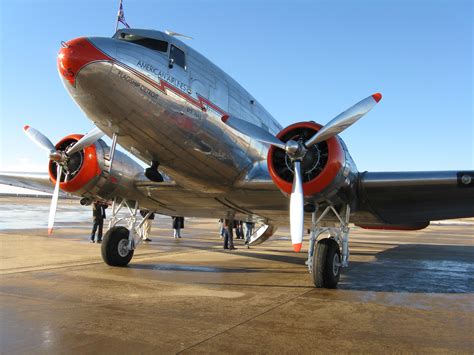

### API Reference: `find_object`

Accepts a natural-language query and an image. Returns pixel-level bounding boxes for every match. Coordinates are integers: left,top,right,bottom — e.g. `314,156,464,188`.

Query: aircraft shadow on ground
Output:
130,244,473,293
129,247,306,277
162,243,307,266
219,249,305,266
129,263,274,274
339,244,474,294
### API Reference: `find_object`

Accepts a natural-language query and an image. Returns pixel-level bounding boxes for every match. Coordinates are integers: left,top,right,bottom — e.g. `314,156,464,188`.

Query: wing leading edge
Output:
0,172,53,194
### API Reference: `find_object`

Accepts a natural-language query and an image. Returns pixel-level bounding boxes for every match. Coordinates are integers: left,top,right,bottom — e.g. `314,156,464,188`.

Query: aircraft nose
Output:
57,37,111,86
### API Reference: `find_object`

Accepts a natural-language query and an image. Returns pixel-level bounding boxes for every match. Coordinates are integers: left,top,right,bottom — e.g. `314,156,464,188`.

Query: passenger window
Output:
170,44,186,69
119,33,168,52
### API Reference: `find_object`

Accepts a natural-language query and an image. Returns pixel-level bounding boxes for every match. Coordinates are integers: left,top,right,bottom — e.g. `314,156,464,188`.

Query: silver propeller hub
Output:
49,151,67,162
285,140,299,154
285,140,307,162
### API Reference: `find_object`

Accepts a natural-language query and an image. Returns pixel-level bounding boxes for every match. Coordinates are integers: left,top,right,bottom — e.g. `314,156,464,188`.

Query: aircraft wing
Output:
1,169,472,228
357,171,474,225
0,172,53,194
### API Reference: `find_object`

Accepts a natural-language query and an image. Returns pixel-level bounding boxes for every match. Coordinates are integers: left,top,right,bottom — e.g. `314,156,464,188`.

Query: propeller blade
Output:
290,160,304,252
165,30,193,40
23,125,56,153
66,127,103,155
48,164,62,235
305,93,382,148
222,115,286,150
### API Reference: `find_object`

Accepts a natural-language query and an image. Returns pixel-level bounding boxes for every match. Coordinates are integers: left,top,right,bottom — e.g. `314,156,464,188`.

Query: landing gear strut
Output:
307,204,350,288
101,197,151,266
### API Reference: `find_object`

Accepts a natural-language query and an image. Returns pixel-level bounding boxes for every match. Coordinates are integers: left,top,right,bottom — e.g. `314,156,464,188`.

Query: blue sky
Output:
0,0,472,183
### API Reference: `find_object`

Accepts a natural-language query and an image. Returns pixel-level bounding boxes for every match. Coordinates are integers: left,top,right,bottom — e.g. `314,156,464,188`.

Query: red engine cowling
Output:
267,121,348,198
47,134,144,201
48,134,101,193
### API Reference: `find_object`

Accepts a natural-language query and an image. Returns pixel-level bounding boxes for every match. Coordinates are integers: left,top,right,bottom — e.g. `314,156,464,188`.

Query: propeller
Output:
66,127,103,155
290,161,304,252
48,164,62,235
222,116,285,149
305,93,382,148
23,125,56,153
222,93,382,251
23,125,104,234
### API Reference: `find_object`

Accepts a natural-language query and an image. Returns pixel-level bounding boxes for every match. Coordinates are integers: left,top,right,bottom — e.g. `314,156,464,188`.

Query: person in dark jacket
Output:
223,218,236,250
235,220,244,239
172,216,184,238
90,202,107,243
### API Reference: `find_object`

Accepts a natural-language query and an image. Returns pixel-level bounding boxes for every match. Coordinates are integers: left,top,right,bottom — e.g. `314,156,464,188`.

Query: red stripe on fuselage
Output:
113,61,228,117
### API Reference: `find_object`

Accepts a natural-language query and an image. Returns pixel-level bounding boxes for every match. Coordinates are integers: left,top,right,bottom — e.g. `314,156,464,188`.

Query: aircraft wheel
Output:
312,238,341,288
101,226,134,266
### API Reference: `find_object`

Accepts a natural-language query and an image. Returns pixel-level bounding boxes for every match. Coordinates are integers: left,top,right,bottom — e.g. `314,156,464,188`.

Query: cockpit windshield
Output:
117,32,168,52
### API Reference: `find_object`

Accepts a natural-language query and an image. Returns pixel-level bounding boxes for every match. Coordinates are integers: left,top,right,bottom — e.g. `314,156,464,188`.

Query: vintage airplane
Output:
1,28,473,288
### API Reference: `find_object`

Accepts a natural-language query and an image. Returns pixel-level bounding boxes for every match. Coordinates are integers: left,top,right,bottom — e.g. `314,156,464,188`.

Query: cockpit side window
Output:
170,44,186,69
118,33,168,52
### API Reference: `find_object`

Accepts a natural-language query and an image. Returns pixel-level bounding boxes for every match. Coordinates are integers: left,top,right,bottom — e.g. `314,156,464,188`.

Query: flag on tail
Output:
117,0,130,29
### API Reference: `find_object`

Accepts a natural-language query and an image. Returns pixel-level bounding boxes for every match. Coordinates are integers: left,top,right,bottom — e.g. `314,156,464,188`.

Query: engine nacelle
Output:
48,134,143,200
267,121,358,205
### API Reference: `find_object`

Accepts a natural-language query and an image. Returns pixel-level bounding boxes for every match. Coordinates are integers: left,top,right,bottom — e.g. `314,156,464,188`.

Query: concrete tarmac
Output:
1,200,473,353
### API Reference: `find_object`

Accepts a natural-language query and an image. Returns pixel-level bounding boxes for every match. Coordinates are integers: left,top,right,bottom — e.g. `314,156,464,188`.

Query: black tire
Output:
101,226,134,266
312,238,341,288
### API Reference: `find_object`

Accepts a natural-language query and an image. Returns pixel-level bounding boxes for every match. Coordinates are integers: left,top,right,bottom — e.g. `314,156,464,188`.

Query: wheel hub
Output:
117,238,130,257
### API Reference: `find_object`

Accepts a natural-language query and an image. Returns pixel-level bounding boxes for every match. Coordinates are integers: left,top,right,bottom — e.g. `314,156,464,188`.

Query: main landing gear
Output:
306,204,350,288
101,197,152,266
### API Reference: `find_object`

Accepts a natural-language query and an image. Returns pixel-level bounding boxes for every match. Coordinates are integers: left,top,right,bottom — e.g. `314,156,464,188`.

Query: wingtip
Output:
372,93,382,103
24,125,30,131
221,115,229,123
293,243,302,252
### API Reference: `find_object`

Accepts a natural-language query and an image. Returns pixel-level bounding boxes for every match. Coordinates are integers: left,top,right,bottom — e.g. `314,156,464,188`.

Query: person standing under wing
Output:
140,210,155,242
172,216,184,238
90,202,107,243
223,218,236,250
244,221,254,247
218,219,225,239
